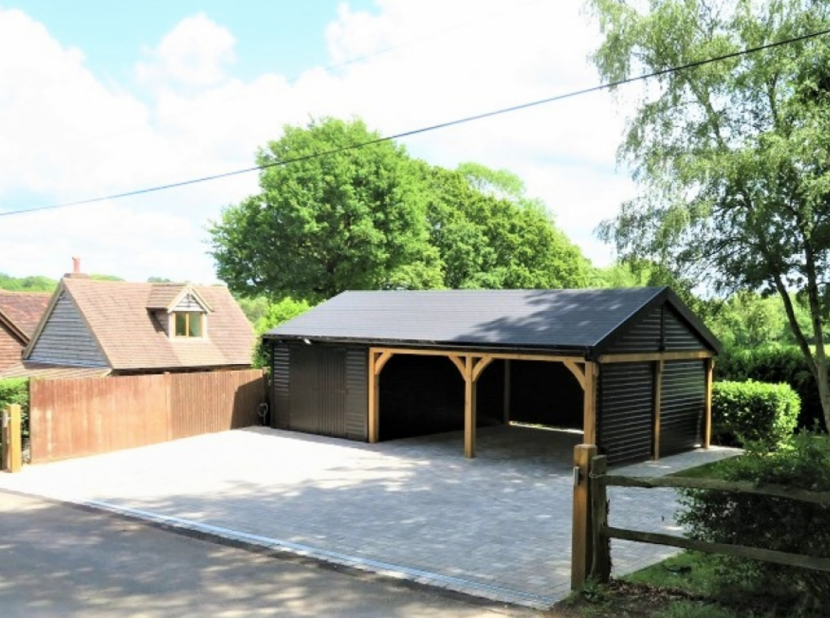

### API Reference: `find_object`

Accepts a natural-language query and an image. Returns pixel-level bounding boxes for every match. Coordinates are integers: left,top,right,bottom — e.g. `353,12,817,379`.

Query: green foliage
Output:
210,117,441,302
251,298,313,368
424,164,593,290
717,345,824,431
0,378,29,440
589,0,830,431
712,381,800,449
235,295,270,325
209,117,593,302
0,273,56,292
677,433,830,613
707,292,787,350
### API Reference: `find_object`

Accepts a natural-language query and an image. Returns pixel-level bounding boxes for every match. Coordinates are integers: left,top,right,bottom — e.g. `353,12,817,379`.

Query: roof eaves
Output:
0,308,28,344
264,333,591,357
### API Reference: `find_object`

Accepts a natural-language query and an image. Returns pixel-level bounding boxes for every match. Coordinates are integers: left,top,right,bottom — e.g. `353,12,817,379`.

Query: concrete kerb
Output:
1,485,557,611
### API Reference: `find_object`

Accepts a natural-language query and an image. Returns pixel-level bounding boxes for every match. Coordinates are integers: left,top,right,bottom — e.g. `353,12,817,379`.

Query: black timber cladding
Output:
604,304,711,354
660,360,705,456
269,343,368,441
598,363,654,465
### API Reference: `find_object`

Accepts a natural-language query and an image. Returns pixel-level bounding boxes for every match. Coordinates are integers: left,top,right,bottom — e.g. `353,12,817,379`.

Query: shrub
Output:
716,344,823,431
252,297,313,368
677,433,830,613
0,378,29,440
711,380,800,449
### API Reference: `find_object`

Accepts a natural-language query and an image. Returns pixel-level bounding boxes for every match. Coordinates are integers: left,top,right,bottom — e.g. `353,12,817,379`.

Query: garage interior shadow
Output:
378,355,584,443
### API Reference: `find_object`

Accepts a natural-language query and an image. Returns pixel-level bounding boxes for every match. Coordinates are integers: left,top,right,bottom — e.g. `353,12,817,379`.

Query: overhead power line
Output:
3,25,830,219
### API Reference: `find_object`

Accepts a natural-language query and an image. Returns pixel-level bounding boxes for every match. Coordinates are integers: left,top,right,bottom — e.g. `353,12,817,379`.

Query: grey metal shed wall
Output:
598,362,654,465
660,360,705,456
269,343,368,441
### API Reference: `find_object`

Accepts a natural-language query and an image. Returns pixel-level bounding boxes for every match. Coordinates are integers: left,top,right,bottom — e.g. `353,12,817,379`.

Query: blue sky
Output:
13,0,376,81
0,1,633,283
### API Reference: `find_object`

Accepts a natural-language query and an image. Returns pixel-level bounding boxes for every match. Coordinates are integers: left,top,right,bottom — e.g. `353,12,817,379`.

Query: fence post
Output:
571,443,597,589
3,404,22,473
590,455,611,582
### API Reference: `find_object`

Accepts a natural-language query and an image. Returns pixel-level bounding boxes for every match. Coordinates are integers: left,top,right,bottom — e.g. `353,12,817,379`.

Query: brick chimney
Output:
65,256,90,279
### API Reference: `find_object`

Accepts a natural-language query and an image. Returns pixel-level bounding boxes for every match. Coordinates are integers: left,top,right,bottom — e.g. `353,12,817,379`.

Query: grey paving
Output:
0,426,740,608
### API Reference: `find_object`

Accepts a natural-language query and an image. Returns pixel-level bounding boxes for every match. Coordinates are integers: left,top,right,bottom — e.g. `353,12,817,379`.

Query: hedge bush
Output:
0,378,29,440
717,344,823,431
677,433,830,613
711,380,800,449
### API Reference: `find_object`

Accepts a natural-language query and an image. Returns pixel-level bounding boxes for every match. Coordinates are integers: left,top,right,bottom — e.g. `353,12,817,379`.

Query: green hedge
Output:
678,433,830,611
0,378,29,440
716,344,823,431
712,380,800,449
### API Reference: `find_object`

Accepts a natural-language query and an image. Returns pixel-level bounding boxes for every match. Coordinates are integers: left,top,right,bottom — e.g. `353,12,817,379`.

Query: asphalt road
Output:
0,490,539,618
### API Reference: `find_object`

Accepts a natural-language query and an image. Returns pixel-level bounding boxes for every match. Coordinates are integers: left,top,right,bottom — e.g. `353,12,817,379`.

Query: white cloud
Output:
136,13,236,89
0,1,634,284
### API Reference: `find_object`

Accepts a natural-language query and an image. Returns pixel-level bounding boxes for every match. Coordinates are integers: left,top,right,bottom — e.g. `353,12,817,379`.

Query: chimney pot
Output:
72,256,80,274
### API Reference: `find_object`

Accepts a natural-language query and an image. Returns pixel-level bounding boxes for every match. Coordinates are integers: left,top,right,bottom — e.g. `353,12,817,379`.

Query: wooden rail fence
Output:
571,444,830,589
28,369,267,463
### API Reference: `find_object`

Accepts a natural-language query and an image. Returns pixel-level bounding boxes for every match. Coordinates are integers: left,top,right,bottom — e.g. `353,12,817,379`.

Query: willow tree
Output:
590,0,830,429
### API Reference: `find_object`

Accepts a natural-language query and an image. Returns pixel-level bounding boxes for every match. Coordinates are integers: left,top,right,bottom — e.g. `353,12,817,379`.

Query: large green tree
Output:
424,164,593,289
590,0,830,429
210,117,441,302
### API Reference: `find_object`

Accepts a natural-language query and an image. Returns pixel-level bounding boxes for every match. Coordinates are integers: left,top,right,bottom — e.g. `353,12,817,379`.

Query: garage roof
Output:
265,287,719,357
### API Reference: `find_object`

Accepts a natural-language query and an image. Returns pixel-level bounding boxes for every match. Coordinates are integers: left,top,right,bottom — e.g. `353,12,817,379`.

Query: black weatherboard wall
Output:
266,287,720,466
271,343,367,440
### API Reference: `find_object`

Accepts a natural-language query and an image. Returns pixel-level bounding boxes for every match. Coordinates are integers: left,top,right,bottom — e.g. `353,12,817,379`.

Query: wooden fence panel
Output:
169,369,266,439
30,375,168,462
29,370,266,463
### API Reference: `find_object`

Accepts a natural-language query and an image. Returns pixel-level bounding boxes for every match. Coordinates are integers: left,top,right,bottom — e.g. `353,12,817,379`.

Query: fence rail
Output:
29,369,267,463
571,444,830,589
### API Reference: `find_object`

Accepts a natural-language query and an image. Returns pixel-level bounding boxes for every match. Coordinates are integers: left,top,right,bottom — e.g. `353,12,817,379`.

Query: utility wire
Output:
3,25,829,219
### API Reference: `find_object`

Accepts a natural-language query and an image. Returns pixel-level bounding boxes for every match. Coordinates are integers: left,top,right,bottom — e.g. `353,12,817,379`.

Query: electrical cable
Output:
3,25,829,219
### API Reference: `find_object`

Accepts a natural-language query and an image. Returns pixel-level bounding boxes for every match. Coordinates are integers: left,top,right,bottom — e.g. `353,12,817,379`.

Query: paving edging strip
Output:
4,486,558,610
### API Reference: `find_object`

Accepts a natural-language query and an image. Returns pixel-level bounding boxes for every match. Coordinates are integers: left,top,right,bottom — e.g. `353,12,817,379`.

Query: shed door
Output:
289,346,347,437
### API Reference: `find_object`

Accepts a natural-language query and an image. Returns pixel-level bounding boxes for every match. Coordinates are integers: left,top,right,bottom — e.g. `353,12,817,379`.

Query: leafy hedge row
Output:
717,344,824,431
712,380,800,450
678,433,830,611
0,378,29,440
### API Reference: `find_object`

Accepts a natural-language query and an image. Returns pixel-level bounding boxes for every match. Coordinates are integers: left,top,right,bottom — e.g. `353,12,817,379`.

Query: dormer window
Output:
175,312,203,338
147,284,212,341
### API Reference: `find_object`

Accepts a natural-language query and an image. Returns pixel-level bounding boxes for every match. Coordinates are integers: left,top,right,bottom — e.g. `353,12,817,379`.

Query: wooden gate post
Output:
3,404,22,473
571,443,597,589
590,455,611,582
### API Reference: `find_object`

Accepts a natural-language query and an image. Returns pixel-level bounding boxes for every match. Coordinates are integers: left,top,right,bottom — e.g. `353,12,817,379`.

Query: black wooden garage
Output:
264,287,720,465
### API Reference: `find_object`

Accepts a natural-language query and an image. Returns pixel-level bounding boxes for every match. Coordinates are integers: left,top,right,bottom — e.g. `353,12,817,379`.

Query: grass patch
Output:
624,551,720,596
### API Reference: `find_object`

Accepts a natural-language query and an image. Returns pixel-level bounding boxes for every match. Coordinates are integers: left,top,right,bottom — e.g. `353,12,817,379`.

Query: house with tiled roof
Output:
0,266,255,379
0,290,51,371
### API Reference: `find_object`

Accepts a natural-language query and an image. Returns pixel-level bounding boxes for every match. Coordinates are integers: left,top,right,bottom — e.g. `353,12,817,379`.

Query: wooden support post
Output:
464,356,476,458
589,455,610,582
503,359,511,424
704,358,714,449
3,404,23,473
653,360,664,460
368,352,380,443
582,362,597,445
571,443,598,589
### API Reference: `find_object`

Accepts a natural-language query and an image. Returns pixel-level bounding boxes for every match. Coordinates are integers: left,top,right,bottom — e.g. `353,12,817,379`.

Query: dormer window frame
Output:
152,285,212,342
171,310,207,339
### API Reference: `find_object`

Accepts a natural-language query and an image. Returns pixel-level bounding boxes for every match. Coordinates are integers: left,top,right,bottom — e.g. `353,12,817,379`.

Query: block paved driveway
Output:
0,426,738,608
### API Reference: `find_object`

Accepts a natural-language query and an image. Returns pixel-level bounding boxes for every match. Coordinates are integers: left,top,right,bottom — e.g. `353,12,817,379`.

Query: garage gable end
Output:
595,290,719,357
